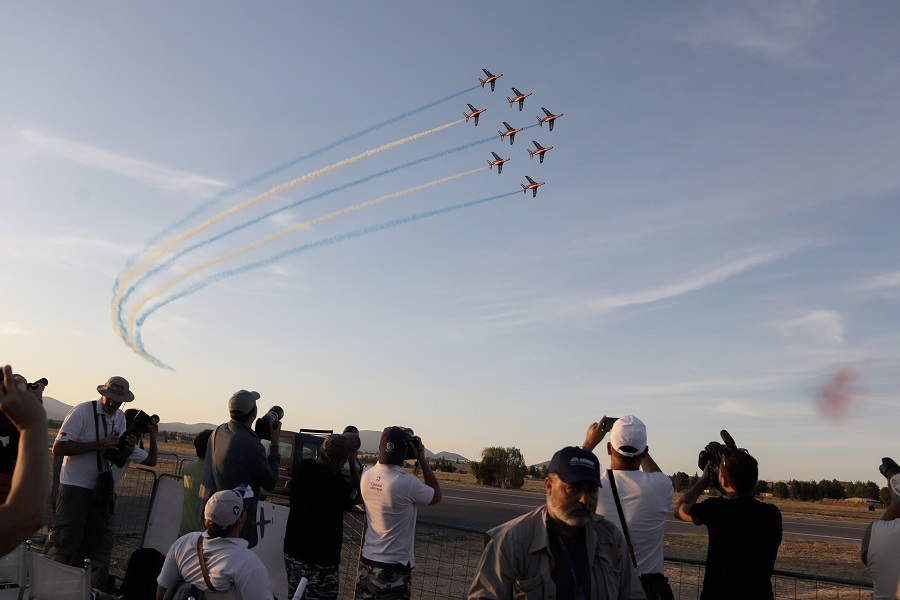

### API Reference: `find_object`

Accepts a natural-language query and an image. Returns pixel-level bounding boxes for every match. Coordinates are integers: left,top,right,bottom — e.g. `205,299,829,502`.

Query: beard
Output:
547,493,594,528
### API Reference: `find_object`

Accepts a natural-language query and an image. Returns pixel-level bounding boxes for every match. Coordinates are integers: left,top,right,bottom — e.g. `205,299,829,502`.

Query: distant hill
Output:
158,422,218,434
43,396,74,421
354,429,469,462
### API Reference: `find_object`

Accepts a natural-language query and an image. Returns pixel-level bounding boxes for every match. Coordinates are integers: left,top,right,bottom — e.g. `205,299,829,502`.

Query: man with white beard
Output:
468,446,645,600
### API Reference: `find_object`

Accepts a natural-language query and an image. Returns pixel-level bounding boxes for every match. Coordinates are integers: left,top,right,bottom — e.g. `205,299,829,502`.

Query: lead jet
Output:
487,152,510,174
506,87,532,111
521,176,545,198
536,107,564,131
527,140,553,163
464,103,486,126
498,121,523,145
478,69,503,92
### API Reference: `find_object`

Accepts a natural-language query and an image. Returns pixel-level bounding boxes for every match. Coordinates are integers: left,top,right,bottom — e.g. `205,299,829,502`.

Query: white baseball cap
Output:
610,415,647,457
205,485,254,528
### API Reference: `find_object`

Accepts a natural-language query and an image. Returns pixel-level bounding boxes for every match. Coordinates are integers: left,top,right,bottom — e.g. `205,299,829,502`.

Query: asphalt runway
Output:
418,484,870,545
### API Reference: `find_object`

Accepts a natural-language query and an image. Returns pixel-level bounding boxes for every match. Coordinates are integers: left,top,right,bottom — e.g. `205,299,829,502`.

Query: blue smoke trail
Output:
110,86,479,325
133,190,519,369
118,133,499,324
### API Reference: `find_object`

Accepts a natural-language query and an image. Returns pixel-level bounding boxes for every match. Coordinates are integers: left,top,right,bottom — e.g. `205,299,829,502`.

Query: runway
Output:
417,484,870,545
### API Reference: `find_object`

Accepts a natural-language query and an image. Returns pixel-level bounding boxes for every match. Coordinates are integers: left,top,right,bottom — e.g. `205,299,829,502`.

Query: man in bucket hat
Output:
51,376,152,587
157,485,274,600
468,446,644,599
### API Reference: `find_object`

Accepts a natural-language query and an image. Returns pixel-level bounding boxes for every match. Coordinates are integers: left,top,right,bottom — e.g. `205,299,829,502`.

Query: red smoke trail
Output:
817,366,858,422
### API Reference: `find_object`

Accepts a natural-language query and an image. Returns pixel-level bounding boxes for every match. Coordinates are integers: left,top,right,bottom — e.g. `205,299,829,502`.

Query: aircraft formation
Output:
469,68,563,197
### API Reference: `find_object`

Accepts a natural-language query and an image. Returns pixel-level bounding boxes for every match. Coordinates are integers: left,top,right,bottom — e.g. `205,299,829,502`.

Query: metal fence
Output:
67,464,873,599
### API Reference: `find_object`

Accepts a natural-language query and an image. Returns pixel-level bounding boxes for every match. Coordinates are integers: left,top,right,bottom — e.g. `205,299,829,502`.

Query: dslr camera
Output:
107,409,159,468
880,457,900,481
697,430,740,493
401,427,423,460
255,405,284,441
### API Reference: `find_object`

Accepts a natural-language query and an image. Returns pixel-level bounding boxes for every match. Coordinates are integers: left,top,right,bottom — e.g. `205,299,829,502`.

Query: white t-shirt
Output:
865,519,900,600
157,531,273,600
360,463,435,567
597,469,674,574
112,446,148,485
55,401,126,490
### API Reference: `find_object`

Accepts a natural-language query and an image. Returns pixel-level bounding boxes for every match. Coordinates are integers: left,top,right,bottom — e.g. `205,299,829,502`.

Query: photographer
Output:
0,371,46,503
0,364,49,556
51,376,138,586
198,390,280,549
861,458,900,599
674,437,781,600
356,426,441,600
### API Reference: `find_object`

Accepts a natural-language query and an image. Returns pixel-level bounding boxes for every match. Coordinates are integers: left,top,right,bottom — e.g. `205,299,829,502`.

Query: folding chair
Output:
25,544,90,600
0,542,27,599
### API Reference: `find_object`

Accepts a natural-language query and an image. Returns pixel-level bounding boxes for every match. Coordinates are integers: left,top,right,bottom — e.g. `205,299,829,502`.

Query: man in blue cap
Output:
468,446,645,600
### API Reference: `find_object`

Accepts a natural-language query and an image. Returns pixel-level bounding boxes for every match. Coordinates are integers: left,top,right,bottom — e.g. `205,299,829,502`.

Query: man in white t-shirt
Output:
861,467,900,599
356,427,442,600
582,414,674,577
157,485,274,600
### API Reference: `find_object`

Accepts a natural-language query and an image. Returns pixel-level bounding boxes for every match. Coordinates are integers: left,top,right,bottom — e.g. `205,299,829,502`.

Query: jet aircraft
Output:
487,152,510,174
464,103,486,126
536,107,564,131
478,68,503,92
521,176,545,198
527,140,553,163
506,87,532,111
498,122,523,145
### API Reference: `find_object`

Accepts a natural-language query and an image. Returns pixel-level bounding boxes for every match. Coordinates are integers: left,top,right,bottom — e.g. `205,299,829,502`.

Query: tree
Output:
847,480,881,499
670,471,691,492
880,486,892,507
471,447,528,489
817,479,845,500
772,481,789,499
753,480,769,496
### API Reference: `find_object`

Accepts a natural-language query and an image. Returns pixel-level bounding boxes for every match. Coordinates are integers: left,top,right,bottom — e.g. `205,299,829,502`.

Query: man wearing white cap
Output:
157,486,274,600
583,415,674,590
861,461,900,599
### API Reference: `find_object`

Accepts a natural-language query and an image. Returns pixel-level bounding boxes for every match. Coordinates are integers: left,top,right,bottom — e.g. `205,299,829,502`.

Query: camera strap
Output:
196,535,219,592
607,469,640,574
93,401,111,474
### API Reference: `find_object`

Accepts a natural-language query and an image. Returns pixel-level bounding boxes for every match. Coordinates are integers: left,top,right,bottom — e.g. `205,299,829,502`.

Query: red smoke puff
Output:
817,366,858,422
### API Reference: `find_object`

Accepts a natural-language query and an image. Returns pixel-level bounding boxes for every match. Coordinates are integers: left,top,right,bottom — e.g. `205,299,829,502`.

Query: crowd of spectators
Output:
1,364,897,599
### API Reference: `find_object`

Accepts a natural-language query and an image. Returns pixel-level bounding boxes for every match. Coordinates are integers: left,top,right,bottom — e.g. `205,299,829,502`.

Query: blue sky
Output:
2,2,898,481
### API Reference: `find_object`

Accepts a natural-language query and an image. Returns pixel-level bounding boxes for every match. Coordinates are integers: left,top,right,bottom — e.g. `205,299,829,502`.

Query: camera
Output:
880,457,900,481
27,377,48,391
601,416,618,432
107,409,158,467
401,427,423,460
255,405,283,441
698,430,739,493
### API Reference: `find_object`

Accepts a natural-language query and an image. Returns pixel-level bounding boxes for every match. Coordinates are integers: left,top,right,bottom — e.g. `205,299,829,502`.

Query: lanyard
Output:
552,528,587,600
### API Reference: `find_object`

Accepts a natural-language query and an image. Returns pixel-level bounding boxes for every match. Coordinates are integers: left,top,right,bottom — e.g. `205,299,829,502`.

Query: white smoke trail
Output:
124,167,485,343
110,119,462,345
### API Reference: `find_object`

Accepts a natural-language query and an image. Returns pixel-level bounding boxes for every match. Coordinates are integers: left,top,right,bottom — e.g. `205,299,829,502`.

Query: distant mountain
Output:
41,402,470,460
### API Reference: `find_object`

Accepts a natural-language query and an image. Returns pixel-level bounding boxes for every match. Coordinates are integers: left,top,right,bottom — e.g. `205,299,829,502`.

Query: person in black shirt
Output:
675,447,782,600
283,430,362,600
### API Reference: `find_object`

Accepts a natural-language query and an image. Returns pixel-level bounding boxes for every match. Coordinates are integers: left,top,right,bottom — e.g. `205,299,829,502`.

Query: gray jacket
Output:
468,505,645,600
198,420,279,547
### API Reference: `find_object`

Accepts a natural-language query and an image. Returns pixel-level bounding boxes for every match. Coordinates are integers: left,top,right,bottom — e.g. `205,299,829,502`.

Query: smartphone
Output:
601,417,619,432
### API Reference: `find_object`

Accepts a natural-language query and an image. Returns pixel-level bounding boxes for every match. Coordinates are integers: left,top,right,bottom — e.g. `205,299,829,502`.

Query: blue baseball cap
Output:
549,446,602,487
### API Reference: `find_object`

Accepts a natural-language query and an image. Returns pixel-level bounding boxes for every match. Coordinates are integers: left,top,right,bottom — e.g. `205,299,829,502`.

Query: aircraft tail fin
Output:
528,149,534,159
487,160,493,170
536,116,543,127
506,96,514,108
521,183,527,193
478,78,486,88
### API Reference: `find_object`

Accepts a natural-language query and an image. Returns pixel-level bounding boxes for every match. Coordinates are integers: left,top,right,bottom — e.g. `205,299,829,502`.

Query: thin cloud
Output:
778,309,845,343
859,271,900,292
678,2,831,67
590,250,782,313
19,128,228,195
713,399,760,417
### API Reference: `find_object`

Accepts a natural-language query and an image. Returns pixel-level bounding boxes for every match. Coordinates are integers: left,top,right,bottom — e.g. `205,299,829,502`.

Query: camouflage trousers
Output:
355,562,412,600
283,554,340,600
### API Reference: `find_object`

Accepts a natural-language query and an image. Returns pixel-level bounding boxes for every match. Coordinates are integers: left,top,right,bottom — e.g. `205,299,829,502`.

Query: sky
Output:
2,2,898,482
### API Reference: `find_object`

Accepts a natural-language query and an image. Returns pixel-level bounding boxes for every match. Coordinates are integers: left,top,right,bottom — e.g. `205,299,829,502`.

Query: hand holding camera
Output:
255,405,283,441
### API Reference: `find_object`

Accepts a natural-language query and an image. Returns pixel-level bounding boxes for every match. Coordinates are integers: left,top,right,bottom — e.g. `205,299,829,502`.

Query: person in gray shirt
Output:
198,389,280,548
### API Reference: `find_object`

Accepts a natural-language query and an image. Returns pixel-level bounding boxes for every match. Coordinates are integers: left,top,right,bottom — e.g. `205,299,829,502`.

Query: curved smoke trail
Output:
112,119,462,347
125,167,486,345
133,190,518,369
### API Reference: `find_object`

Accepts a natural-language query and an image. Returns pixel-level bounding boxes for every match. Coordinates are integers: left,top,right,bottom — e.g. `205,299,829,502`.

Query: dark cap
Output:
378,426,410,466
228,389,260,416
549,446,602,487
